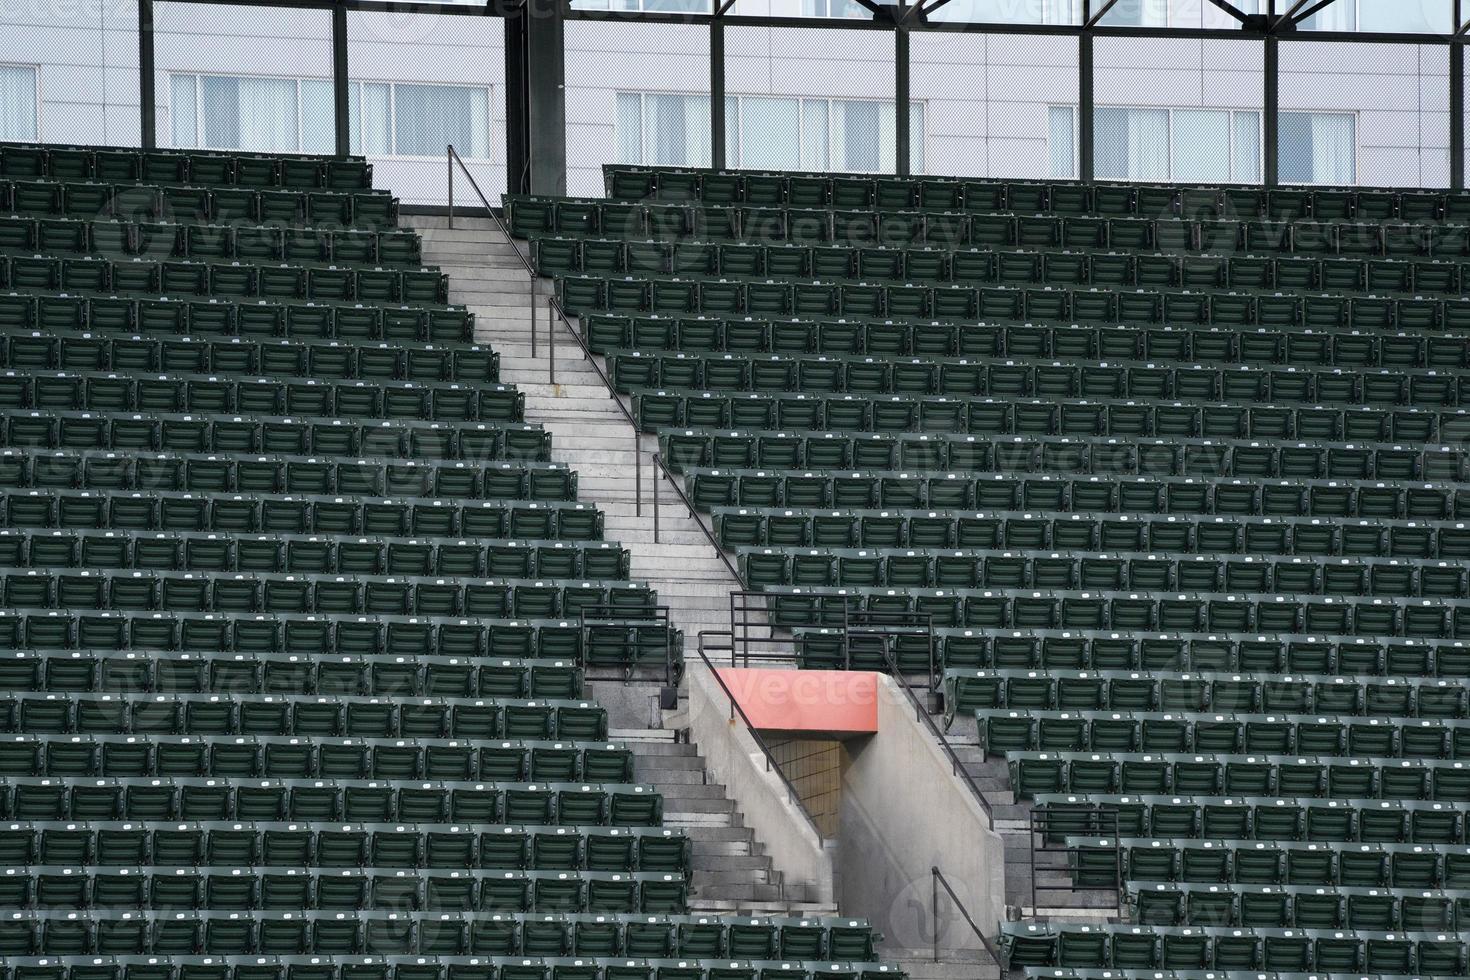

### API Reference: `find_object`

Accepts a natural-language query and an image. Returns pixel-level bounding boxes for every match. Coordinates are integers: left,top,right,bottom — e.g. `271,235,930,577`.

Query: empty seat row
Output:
0,911,867,958
3,411,548,462
1,218,418,263
662,428,1463,482
742,545,1469,596
1037,795,1468,847
979,709,1470,759
796,626,1470,678
0,530,622,579
1003,920,1468,972
0,777,660,826
536,234,1470,299
686,466,1470,519
0,570,650,619
0,651,583,698
2,294,475,343
0,869,684,921
2,693,605,739
1,145,374,191
601,165,1462,222
949,670,1467,717
0,450,572,500
1,181,390,227
0,735,633,783
712,505,1470,559
1010,749,1470,799
612,350,1470,407
559,274,1470,333
0,371,524,423
1129,880,1470,930
2,489,604,541
638,390,1465,442
0,331,498,384
583,314,1470,369
0,256,445,304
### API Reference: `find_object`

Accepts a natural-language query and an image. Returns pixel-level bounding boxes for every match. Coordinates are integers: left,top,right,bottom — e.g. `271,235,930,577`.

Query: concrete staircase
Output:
409,214,739,645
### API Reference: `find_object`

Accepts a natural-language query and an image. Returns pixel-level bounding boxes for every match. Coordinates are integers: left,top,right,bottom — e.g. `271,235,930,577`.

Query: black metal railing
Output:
546,294,644,516
1029,807,1123,918
694,630,824,841
931,866,1002,967
651,452,743,585
577,604,680,686
445,144,538,353
842,608,937,691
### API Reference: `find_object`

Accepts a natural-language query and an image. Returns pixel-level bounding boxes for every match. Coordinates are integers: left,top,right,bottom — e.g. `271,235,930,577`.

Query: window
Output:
571,0,710,10
928,0,1079,23
726,95,925,173
1299,0,1450,32
802,0,870,16
0,65,38,141
1048,106,1076,179
617,92,711,167
170,74,334,153
1280,111,1355,184
351,82,491,158
1086,106,1260,182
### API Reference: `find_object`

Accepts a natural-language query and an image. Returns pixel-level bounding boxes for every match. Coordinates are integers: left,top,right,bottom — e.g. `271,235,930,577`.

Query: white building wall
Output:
5,2,1466,197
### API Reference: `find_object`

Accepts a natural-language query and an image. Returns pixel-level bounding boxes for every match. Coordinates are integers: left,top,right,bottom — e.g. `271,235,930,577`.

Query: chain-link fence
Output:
2,0,141,146
566,18,710,197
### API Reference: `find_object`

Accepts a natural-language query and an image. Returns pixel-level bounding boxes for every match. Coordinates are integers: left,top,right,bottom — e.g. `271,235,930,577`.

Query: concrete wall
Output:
838,676,1005,955
683,663,837,906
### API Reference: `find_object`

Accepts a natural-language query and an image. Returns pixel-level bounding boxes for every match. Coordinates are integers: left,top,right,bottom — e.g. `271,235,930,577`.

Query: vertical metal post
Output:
447,149,454,229
931,871,939,963
548,295,555,384
138,0,156,149
711,19,726,170
1263,26,1279,186
1078,31,1094,182
653,457,660,544
332,0,350,158
895,25,911,177
505,6,530,194
635,434,642,517
1453,40,1465,191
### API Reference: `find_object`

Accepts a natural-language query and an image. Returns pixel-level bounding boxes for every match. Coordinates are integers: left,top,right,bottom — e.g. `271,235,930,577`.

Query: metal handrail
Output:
931,866,1002,967
445,143,538,355
694,630,824,841
542,294,643,517
651,452,744,586
871,636,994,824
577,604,678,686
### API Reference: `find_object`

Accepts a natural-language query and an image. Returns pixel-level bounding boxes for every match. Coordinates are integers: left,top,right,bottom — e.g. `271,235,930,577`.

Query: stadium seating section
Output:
507,163,1470,979
0,144,907,980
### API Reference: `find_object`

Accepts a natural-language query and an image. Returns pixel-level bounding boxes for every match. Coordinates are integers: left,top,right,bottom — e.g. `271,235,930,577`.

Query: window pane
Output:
1281,110,1355,184
801,99,828,170
169,74,197,147
200,76,301,152
394,83,489,157
647,93,709,166
200,76,242,149
1048,105,1075,178
300,80,334,154
738,97,800,169
1171,109,1230,182
832,100,883,172
726,95,740,164
1232,111,1260,182
617,92,644,163
909,101,925,173
1096,106,1169,180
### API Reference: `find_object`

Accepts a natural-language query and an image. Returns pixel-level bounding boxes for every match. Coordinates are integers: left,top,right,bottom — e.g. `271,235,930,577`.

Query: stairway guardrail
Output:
695,630,824,841
931,865,1002,967
577,604,679,686
651,452,744,586
445,144,538,355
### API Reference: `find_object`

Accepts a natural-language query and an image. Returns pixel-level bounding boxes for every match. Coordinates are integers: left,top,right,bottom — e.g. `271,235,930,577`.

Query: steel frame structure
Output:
133,0,1469,189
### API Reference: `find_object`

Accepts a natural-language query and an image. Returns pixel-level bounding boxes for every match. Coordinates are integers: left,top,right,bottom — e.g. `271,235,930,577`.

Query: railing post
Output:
653,455,661,544
447,147,454,229
932,870,939,964
635,435,642,517
548,295,556,384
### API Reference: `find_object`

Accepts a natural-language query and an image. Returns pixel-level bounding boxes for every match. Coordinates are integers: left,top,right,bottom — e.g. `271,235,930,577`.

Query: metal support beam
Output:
332,0,350,158
1287,0,1338,23
1204,0,1251,22
504,3,529,195
139,0,156,149
1078,31,1093,182
711,18,726,169
1084,0,1121,29
1453,43,1465,189
1264,33,1278,186
525,0,566,195
896,25,911,176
